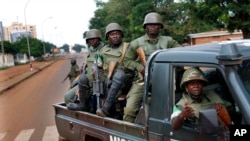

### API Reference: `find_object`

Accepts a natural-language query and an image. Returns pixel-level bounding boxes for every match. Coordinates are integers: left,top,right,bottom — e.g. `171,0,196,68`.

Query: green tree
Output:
89,0,216,43
89,0,133,42
127,0,155,40
14,36,57,57
72,44,86,52
13,36,45,57
61,44,70,53
1,41,17,55
184,0,250,38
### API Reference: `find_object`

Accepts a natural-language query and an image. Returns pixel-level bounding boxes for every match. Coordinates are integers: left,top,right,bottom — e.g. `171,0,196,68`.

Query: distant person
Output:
171,67,231,130
123,12,180,123
66,59,80,88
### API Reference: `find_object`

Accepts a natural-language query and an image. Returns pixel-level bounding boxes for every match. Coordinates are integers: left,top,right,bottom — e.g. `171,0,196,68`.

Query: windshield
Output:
237,59,250,94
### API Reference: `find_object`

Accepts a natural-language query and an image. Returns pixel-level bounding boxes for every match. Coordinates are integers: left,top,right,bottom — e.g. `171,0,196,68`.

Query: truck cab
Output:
54,40,250,141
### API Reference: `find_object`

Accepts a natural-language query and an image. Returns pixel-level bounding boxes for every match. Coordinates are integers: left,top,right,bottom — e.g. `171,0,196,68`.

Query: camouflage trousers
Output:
123,81,144,122
64,85,78,104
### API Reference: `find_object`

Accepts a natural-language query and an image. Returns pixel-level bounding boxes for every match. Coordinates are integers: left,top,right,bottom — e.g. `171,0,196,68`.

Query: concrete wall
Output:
0,53,14,67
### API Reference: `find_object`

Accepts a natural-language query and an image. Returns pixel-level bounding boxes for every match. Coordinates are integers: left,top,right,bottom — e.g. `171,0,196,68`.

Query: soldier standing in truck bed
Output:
65,29,105,113
96,23,134,119
123,12,181,123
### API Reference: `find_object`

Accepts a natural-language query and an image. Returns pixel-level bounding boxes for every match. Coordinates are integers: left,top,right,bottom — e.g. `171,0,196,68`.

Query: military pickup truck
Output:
53,40,250,141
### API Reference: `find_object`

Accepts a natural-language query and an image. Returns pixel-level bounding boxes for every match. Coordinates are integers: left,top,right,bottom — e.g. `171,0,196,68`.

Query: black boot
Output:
67,73,90,111
96,70,126,117
89,94,96,114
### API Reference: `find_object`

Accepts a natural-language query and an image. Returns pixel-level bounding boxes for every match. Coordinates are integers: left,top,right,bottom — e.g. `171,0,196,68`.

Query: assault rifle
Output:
92,54,104,109
61,74,70,83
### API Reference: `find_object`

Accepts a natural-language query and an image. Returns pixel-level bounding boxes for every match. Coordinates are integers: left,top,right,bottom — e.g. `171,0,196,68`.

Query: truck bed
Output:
53,102,147,141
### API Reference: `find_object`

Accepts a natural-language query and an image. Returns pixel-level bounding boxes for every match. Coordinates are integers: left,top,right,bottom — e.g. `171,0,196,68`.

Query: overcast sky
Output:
0,0,100,47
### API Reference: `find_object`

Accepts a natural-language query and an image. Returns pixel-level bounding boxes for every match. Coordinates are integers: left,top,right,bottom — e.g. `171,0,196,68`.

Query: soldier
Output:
65,29,105,113
123,12,181,122
96,23,134,118
68,59,80,88
171,67,232,130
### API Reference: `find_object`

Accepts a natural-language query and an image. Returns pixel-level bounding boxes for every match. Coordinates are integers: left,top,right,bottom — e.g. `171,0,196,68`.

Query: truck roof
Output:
154,40,250,64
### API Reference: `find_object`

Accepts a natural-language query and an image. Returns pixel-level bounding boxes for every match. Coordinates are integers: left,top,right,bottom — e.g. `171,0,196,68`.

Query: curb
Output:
0,61,54,94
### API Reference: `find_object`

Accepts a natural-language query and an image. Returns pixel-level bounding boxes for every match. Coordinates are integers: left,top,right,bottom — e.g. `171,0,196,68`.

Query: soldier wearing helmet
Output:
65,29,105,113
65,59,80,88
171,67,231,130
96,23,134,118
123,12,180,122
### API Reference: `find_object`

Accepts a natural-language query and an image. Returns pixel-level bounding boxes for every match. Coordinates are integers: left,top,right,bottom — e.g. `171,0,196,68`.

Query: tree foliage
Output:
184,0,250,39
60,44,70,53
89,0,218,43
7,36,55,57
72,44,86,52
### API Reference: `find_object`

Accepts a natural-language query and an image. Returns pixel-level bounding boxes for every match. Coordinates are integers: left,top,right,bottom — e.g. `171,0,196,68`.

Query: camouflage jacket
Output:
124,34,180,72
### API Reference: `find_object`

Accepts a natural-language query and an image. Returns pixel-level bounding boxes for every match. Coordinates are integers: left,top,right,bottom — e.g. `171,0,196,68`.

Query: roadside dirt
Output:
0,61,48,82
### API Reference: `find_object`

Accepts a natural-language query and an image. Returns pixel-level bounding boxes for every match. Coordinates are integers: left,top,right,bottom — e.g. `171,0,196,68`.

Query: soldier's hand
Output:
139,66,145,75
179,99,195,120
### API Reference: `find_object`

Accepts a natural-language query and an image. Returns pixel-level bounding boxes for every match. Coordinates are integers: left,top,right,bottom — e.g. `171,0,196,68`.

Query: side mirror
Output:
199,108,220,134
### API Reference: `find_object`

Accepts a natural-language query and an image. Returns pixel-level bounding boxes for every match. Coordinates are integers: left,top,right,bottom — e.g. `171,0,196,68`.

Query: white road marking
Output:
0,126,59,141
14,129,34,141
0,132,7,140
42,125,59,141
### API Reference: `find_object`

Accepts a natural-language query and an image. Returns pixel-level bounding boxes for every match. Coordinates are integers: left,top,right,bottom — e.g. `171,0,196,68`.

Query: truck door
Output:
167,65,233,141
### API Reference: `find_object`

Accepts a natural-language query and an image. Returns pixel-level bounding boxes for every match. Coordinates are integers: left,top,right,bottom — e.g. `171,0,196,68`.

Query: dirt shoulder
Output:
0,61,48,82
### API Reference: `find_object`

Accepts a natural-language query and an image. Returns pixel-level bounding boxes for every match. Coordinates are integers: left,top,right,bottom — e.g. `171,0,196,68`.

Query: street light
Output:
41,17,52,59
0,21,5,65
24,0,32,71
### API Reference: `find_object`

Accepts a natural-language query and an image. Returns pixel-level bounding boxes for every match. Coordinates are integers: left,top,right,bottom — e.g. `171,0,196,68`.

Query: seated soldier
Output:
171,67,232,130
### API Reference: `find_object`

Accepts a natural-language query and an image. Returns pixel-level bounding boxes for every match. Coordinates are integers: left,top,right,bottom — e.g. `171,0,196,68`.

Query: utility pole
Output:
41,17,52,60
24,0,32,71
0,21,5,65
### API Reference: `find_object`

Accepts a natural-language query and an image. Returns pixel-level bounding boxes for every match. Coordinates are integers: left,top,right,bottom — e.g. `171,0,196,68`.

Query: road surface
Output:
0,53,85,141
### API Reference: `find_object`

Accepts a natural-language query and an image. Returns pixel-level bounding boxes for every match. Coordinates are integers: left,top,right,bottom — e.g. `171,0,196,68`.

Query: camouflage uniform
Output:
68,59,80,88
172,91,224,124
171,67,224,125
123,12,180,122
99,41,133,95
96,23,134,118
65,29,105,113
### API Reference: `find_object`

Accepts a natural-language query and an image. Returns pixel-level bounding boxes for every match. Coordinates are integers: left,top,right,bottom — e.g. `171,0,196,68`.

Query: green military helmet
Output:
180,67,208,88
143,12,163,29
86,29,102,43
71,59,76,64
105,23,123,39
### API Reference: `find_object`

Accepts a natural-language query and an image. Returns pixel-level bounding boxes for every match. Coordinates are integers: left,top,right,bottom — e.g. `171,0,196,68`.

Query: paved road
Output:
0,53,85,141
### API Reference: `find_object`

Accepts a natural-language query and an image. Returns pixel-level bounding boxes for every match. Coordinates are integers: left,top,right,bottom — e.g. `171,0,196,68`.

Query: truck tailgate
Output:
53,103,147,141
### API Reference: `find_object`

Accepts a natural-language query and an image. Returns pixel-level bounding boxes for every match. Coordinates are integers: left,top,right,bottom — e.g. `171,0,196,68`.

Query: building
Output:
3,22,37,43
10,30,32,42
187,30,243,45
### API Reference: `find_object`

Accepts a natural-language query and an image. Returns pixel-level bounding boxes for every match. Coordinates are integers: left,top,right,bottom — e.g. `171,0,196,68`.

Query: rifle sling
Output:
118,42,127,64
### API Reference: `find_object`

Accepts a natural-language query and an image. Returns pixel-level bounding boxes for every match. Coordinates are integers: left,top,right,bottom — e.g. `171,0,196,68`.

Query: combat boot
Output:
96,70,126,117
89,89,97,114
67,73,90,111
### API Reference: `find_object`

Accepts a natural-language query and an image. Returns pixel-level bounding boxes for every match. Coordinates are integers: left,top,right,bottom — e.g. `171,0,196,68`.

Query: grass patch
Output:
0,66,9,70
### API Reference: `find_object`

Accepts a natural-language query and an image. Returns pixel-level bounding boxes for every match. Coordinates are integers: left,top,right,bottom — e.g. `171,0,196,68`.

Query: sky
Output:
0,0,100,47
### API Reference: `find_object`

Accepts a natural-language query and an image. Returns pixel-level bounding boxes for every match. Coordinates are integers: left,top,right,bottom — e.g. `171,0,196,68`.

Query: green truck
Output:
53,40,250,141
